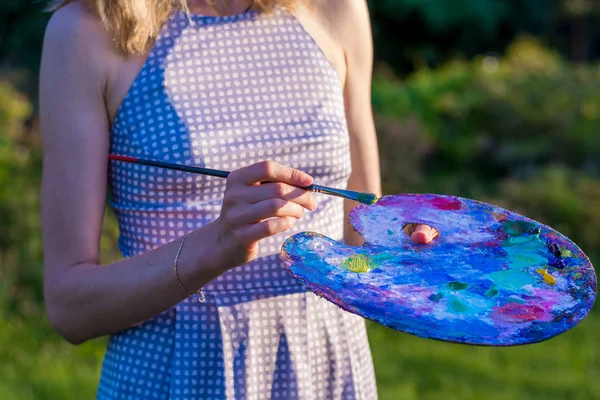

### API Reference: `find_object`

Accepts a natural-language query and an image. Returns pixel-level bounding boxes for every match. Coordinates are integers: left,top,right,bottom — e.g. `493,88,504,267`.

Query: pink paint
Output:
531,288,569,310
284,194,596,345
430,197,462,211
492,288,567,324
492,303,553,323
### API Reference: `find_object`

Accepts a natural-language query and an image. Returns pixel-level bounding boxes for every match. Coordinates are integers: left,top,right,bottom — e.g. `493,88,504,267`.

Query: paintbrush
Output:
108,154,379,205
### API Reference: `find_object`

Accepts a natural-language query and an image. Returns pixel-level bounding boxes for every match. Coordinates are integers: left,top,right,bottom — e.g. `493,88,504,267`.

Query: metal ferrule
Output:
306,184,356,201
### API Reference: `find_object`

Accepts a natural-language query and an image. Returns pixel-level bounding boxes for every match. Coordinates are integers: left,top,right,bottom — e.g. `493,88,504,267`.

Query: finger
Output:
228,160,313,187
245,183,317,211
241,216,297,243
229,198,304,226
411,224,439,245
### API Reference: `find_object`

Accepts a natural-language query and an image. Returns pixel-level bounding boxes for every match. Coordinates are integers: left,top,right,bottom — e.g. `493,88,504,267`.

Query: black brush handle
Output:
108,154,373,204
109,154,230,178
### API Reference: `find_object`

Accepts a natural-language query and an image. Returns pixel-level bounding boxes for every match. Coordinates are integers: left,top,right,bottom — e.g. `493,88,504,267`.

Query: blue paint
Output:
429,292,444,302
281,194,596,346
488,269,537,292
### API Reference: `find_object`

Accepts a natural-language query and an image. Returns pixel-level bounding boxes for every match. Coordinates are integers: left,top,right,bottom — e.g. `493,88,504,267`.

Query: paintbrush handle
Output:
306,185,360,201
109,154,230,178
108,154,370,203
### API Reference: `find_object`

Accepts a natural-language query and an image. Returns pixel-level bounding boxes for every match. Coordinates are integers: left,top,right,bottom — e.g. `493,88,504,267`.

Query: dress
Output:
98,7,377,400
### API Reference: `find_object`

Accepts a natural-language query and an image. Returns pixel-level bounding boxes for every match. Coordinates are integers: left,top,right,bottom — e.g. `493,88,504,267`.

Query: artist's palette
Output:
281,194,596,346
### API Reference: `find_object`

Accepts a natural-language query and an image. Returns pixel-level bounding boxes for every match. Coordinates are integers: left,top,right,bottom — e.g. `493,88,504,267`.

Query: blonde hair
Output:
48,0,297,54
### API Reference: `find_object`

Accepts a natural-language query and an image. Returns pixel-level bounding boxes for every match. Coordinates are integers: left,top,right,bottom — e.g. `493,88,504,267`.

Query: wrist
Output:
208,217,242,271
191,219,236,273
175,221,233,292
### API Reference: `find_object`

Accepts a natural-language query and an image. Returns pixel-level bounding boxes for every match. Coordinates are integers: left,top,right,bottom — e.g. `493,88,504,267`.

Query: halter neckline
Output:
183,1,256,21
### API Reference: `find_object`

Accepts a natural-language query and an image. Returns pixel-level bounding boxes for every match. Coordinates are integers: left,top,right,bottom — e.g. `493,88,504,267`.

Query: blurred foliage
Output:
0,2,48,59
1,2,599,399
370,38,600,399
2,1,600,96
0,80,43,315
563,0,597,17
369,0,600,72
373,36,600,264
0,79,115,399
497,166,600,256
0,81,121,316
370,306,600,400
0,307,105,400
374,0,511,34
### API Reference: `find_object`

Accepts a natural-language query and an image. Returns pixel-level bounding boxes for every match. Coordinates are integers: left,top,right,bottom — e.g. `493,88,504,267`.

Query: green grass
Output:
0,311,105,400
369,310,600,400
1,308,597,399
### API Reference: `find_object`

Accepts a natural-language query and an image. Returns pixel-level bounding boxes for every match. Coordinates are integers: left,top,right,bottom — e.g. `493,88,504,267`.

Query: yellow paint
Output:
536,268,556,286
561,248,573,258
543,273,556,286
342,254,376,273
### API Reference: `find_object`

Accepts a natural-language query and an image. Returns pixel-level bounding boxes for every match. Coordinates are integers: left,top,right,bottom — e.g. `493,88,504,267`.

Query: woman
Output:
40,0,437,398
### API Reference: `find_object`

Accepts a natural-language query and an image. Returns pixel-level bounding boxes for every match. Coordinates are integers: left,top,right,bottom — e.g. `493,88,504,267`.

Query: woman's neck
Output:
187,0,254,16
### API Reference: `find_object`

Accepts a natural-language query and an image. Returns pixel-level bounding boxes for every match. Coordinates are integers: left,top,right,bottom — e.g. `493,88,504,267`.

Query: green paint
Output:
342,254,377,273
448,281,468,290
506,235,537,245
445,293,495,314
502,227,549,273
484,286,499,298
503,220,540,236
372,253,396,263
387,229,393,235
513,253,547,265
356,192,379,205
449,298,468,313
561,247,573,258
488,269,537,291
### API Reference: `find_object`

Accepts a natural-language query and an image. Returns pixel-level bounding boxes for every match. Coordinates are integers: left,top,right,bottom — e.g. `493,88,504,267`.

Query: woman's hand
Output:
215,160,317,268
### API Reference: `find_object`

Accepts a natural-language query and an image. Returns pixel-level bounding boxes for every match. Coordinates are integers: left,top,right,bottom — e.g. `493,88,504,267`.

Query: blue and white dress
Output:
98,7,377,400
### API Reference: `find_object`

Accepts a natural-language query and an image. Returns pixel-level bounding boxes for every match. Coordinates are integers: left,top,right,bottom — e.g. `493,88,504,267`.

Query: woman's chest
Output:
105,10,348,129
108,10,351,201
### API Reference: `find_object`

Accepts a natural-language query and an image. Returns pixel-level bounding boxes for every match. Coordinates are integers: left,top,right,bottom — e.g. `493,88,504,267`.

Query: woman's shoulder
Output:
306,0,368,15
302,0,371,50
47,1,105,39
304,0,369,27
44,1,118,68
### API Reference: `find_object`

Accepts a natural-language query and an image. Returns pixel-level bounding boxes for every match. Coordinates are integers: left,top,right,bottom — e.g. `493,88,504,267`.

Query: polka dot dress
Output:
98,8,377,400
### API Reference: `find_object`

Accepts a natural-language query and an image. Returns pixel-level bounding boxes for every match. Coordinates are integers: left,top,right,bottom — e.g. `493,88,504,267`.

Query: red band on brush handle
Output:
107,154,376,204
108,154,138,163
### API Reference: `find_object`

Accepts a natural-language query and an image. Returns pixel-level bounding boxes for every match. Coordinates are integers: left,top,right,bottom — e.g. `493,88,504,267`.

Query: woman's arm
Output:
337,0,382,246
325,0,438,246
41,3,316,345
40,3,227,345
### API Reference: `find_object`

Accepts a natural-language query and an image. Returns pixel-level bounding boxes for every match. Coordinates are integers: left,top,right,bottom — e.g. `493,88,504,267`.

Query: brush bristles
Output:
356,192,378,205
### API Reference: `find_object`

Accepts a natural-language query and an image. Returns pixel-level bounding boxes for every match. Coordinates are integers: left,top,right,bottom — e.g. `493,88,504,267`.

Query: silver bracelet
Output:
174,232,206,302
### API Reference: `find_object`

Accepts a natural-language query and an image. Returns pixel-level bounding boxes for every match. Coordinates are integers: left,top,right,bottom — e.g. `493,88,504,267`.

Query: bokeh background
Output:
1,1,599,399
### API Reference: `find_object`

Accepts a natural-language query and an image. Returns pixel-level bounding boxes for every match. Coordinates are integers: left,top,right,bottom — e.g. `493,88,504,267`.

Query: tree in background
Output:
369,0,600,74
0,1,49,98
560,0,600,61
2,0,600,90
